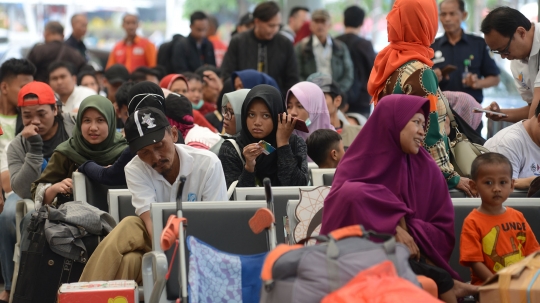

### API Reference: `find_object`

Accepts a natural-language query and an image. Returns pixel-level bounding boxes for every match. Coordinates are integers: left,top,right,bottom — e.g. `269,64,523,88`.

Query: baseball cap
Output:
18,81,56,107
105,64,130,85
307,73,342,96
125,107,170,152
312,9,330,21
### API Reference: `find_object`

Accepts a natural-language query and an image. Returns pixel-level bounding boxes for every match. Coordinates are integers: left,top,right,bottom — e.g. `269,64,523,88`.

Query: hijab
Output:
231,70,280,91
222,89,250,135
321,94,460,280
236,84,290,185
367,0,438,103
127,81,166,115
165,93,194,138
55,95,127,166
285,82,335,141
159,74,189,91
443,91,482,130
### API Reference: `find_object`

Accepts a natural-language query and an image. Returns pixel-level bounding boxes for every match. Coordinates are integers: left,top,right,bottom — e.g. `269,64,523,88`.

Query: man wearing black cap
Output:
103,64,130,105
80,107,227,283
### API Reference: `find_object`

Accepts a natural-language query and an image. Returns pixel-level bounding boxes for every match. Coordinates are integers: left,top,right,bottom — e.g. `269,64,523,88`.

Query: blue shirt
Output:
431,31,500,103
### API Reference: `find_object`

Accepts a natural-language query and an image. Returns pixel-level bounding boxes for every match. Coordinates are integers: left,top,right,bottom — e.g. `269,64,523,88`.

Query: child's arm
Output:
470,262,494,282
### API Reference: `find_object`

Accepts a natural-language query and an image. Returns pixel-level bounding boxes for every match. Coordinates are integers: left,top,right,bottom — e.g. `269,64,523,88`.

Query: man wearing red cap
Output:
0,81,75,300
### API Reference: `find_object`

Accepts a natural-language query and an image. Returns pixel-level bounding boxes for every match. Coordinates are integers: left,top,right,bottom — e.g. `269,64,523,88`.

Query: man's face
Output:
21,104,57,139
254,13,282,41
49,67,76,97
123,15,138,37
136,129,179,176
114,103,128,124
439,1,466,35
104,80,122,103
190,19,209,42
291,10,310,32
310,18,330,39
484,28,529,61
2,75,33,107
72,15,88,39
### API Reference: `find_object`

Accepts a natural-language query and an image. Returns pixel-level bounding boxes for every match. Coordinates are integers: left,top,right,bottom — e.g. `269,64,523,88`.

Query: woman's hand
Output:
396,225,420,260
276,113,296,147
242,143,263,173
51,178,73,196
456,177,476,197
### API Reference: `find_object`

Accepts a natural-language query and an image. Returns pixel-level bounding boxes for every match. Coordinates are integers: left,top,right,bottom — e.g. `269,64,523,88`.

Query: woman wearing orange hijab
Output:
367,0,473,196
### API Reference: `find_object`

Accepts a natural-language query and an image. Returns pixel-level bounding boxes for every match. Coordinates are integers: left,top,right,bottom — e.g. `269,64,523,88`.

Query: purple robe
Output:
321,94,460,280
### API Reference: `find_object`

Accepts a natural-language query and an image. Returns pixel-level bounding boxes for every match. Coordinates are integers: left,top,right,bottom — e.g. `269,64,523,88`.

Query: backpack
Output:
157,34,183,74
259,225,420,303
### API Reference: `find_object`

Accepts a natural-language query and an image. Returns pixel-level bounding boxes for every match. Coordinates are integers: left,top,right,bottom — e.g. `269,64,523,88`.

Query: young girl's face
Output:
186,79,202,104
81,108,109,145
287,95,310,122
170,79,188,95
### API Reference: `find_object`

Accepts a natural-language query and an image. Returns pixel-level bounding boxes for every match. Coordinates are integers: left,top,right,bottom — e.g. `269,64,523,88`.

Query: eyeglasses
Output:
491,36,513,55
222,106,234,120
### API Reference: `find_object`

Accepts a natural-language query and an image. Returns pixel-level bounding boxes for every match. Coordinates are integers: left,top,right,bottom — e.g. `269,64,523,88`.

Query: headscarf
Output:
159,74,189,91
236,84,294,185
367,0,438,103
443,91,482,130
127,81,166,115
321,94,460,280
231,70,279,91
285,82,335,141
165,93,194,138
55,95,127,166
222,89,250,135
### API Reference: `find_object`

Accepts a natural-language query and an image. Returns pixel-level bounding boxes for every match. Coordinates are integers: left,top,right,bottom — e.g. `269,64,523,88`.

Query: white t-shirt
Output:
510,23,540,103
64,86,96,114
125,143,227,216
484,121,540,179
0,113,17,172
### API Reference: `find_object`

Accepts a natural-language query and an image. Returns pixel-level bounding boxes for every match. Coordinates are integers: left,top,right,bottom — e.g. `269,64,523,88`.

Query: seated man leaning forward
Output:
484,104,540,189
80,107,227,283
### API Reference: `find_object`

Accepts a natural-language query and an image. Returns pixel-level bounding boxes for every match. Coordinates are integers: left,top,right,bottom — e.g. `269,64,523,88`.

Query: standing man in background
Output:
431,0,500,105
221,1,299,95
280,7,310,43
207,15,227,68
106,14,157,72
171,11,216,73
65,13,88,61
27,21,86,82
336,5,376,117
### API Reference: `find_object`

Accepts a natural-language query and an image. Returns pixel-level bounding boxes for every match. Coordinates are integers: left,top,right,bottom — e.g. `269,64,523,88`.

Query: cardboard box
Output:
58,280,139,303
480,251,540,303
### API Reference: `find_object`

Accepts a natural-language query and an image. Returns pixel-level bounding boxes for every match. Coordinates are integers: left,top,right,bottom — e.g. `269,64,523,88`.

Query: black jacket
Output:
221,29,299,96
27,40,86,82
171,34,216,73
335,33,376,116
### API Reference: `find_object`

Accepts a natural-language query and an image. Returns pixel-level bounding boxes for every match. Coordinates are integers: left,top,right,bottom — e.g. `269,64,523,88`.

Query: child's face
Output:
470,164,514,208
186,79,202,104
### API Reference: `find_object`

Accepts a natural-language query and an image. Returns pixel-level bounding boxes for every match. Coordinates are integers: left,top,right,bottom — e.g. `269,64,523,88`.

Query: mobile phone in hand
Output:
473,108,508,117
259,140,276,155
293,118,309,133
441,65,457,77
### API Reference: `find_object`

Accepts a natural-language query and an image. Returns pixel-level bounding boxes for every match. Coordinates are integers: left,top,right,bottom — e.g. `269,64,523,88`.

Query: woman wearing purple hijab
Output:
285,82,335,142
320,94,478,302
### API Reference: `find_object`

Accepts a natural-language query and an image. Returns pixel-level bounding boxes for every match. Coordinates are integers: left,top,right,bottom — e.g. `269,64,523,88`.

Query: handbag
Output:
441,90,489,178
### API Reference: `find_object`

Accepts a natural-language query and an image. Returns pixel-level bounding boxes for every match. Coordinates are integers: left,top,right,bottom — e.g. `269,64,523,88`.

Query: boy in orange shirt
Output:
460,153,540,285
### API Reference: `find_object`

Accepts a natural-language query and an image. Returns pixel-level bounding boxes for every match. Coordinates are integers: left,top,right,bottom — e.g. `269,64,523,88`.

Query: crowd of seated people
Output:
0,1,540,302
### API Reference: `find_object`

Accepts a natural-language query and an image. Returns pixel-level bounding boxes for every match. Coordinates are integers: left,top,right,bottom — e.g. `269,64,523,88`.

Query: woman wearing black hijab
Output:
218,84,309,188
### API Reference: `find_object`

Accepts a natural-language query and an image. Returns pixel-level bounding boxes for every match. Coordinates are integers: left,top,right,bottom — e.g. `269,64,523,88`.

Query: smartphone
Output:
441,65,457,77
259,140,276,155
473,108,508,117
294,118,310,133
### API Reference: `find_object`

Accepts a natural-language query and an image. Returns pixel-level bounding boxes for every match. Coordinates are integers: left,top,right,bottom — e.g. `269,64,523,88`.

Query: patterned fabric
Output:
379,60,460,188
187,236,267,303
294,186,330,244
443,91,483,130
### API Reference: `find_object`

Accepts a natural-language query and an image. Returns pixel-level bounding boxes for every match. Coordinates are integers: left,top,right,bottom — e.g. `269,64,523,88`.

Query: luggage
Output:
12,208,102,303
260,225,420,303
479,251,540,303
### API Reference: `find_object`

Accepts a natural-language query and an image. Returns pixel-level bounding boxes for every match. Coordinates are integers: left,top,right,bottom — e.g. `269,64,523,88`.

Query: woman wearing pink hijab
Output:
285,81,335,142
